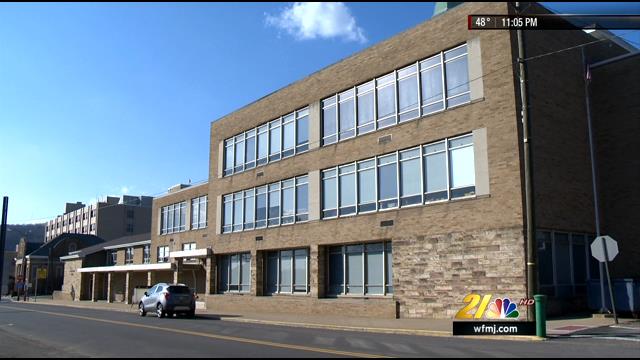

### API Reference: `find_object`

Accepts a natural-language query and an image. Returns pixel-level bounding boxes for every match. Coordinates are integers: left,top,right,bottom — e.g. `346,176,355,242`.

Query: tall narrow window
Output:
357,81,375,135
224,138,234,176
346,245,363,294
420,54,445,115
448,134,475,198
423,141,448,202
255,186,267,228
366,243,384,295
357,159,376,213
234,134,245,173
269,119,281,162
386,242,393,294
322,169,338,218
241,253,251,292
230,254,240,291
322,97,337,145
445,44,470,107
399,147,422,206
257,125,269,166
219,255,229,291
244,189,255,230
295,176,309,222
281,179,295,225
338,164,356,216
294,249,308,292
397,64,419,122
233,192,243,232
280,250,292,293
339,89,356,140
328,246,344,295
282,113,295,158
245,129,256,169
268,183,280,227
377,153,398,209
223,195,233,233
376,73,397,128
143,244,150,264
265,252,278,295
296,108,309,153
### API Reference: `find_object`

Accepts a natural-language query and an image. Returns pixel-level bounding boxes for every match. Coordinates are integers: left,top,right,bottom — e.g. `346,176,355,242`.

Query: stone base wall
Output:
61,260,83,301
393,227,527,319
205,294,397,318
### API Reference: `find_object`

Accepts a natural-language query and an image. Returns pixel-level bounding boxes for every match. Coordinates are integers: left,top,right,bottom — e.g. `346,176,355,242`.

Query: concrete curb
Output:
8,299,545,342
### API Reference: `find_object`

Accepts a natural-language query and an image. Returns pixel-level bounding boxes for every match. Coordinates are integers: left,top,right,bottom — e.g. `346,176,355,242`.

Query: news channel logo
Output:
454,294,536,320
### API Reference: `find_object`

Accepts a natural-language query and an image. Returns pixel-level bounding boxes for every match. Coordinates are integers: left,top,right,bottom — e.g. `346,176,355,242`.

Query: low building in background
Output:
43,195,153,243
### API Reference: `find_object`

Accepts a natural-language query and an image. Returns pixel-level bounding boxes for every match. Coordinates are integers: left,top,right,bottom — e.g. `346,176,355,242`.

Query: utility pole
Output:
515,2,537,321
0,197,8,298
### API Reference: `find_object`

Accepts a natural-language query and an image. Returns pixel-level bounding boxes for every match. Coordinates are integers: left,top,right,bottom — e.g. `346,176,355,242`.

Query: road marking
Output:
0,305,390,358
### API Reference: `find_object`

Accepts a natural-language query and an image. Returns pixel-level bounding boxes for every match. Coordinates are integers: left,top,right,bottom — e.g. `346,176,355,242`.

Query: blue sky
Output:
1,2,638,224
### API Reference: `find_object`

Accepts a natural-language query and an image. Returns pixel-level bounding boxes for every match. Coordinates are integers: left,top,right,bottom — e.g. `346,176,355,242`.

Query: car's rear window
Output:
168,286,191,294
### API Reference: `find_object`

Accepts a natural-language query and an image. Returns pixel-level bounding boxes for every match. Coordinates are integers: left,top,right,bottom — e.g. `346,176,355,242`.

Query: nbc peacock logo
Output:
485,298,520,319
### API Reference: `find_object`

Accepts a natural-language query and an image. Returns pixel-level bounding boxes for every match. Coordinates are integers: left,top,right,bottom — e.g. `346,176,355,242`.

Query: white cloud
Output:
121,186,130,195
265,2,367,43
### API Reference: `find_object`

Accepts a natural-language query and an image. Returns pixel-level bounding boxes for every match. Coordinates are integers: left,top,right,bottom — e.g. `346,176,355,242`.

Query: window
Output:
339,164,356,216
357,81,375,135
282,114,295,158
157,246,169,263
257,125,269,166
218,253,251,293
143,244,150,264
399,147,422,206
108,250,117,266
423,141,448,202
327,242,393,296
191,195,208,230
224,139,234,176
265,248,309,295
127,210,134,219
321,134,476,219
182,242,197,264
322,169,338,218
126,223,134,233
321,44,471,146
295,176,309,222
296,108,309,153
244,189,255,230
223,107,310,176
234,134,245,173
221,175,309,234
537,230,597,298
448,134,475,198
233,192,243,232
256,186,267,228
398,64,419,122
245,129,256,170
378,154,398,209
281,179,295,225
125,247,134,264
160,201,187,234
269,119,281,162
339,89,356,140
444,44,470,107
322,97,337,145
223,195,233,234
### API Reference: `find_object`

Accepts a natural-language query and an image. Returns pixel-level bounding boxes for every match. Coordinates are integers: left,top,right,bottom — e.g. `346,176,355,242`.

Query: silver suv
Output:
138,283,196,318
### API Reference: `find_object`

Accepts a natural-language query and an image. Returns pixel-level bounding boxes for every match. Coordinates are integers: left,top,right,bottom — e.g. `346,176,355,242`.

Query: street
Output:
0,300,637,358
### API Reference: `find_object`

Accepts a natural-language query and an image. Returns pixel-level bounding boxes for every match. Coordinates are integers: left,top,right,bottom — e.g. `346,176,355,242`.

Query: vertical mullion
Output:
440,52,447,108
382,242,387,296
374,155,379,211
291,251,295,294
294,112,297,156
373,81,378,132
362,246,366,296
420,145,425,204
342,246,346,295
416,60,422,117
396,151,400,207
336,94,340,142
394,70,398,125
446,139,451,201
276,252,280,294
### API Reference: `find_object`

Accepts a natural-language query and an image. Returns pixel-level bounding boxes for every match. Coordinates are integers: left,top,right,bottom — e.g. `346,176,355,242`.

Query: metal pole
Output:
516,2,537,321
0,197,8,298
582,48,618,324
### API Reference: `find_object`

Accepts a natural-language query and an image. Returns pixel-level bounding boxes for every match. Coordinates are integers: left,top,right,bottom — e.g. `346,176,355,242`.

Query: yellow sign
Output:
37,269,47,279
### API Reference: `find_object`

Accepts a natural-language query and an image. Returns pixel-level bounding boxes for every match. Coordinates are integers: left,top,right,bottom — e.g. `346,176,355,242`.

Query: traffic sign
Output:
37,268,47,280
590,235,619,262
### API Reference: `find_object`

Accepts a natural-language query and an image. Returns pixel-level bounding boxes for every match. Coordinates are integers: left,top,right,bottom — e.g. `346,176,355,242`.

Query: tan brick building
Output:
145,2,639,319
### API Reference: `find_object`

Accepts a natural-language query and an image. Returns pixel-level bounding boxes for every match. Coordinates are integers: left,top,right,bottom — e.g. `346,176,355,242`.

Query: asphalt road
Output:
0,300,637,358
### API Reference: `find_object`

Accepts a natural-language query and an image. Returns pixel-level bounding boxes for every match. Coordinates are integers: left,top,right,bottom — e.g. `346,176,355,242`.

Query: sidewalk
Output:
4,297,638,341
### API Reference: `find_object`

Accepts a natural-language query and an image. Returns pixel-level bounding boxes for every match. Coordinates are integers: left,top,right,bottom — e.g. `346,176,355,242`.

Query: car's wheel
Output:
138,302,146,317
156,304,165,318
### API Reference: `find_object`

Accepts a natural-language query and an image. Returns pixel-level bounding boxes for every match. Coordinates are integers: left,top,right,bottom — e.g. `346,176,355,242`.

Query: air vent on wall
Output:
255,236,264,241
380,220,394,227
378,134,392,145
256,171,265,178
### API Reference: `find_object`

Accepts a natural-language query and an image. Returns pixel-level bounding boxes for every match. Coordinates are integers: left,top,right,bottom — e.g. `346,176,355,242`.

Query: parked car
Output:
138,283,196,318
